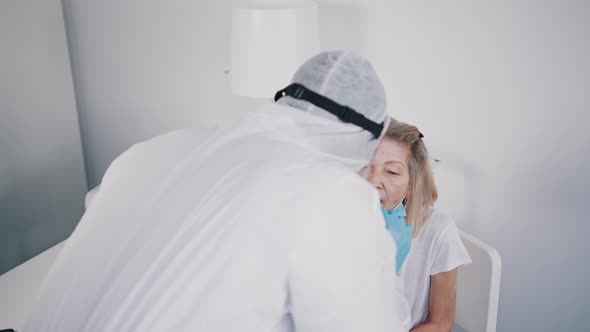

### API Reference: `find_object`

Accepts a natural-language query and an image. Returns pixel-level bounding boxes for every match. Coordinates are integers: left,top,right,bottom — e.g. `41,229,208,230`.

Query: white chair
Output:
453,231,502,332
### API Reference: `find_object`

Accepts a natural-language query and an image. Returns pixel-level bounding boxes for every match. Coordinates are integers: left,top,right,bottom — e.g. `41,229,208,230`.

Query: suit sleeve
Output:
287,177,411,332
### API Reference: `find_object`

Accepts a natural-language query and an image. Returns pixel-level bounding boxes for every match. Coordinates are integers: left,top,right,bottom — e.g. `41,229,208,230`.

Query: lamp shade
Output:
230,1,320,98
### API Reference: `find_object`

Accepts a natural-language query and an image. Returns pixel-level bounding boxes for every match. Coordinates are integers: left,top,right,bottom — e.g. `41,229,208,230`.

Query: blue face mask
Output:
381,201,412,272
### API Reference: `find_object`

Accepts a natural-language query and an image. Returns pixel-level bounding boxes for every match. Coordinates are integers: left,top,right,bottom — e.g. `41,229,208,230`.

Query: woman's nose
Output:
367,169,383,189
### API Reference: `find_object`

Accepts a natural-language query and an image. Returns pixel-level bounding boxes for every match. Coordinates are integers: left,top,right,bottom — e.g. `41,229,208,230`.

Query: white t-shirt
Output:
399,208,472,327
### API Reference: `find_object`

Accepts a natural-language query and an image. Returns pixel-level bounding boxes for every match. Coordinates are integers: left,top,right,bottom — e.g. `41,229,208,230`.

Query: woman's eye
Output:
387,170,399,175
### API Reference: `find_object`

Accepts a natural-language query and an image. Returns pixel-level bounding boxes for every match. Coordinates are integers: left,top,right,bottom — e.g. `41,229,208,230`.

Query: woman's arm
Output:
410,268,458,332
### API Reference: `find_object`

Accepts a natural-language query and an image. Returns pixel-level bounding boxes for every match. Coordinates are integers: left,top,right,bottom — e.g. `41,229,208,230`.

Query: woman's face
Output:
359,138,411,209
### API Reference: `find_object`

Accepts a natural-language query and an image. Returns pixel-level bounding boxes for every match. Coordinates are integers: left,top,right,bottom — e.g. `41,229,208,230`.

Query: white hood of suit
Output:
214,101,387,170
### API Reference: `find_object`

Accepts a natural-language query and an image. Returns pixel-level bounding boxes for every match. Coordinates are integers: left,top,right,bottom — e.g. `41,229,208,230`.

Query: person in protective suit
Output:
23,51,410,332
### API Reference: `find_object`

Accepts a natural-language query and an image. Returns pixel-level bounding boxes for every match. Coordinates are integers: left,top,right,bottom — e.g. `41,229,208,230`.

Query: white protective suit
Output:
24,52,410,332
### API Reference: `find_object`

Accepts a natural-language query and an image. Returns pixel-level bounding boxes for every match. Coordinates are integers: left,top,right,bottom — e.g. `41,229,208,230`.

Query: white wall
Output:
61,0,589,330
60,0,262,189
0,0,87,274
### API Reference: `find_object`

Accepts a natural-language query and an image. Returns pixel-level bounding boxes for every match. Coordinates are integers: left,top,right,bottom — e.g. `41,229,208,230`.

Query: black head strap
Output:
274,83,384,139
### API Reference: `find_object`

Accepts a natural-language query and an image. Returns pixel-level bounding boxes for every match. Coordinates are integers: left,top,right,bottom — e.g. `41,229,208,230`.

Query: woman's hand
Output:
410,268,458,332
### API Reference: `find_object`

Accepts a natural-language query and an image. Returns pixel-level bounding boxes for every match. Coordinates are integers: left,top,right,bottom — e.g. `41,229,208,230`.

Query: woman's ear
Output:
403,190,411,205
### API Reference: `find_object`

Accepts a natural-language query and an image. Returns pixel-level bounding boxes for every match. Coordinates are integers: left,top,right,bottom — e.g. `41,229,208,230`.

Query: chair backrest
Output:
454,231,502,332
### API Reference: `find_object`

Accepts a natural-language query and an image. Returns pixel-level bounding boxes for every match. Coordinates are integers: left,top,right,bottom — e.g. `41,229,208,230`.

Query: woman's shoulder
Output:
417,208,458,242
423,208,472,275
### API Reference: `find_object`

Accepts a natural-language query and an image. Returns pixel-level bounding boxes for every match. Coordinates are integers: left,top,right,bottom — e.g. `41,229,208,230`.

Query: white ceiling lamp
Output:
230,0,320,98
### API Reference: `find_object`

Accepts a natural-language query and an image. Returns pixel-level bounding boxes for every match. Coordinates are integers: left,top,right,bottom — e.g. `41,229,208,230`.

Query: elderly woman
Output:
360,119,471,331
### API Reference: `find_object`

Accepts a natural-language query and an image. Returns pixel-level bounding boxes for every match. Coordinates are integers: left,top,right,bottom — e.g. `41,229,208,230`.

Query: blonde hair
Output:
384,118,438,236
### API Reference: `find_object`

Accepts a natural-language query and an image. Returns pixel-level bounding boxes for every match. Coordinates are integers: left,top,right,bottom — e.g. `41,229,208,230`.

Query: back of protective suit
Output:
23,102,410,332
